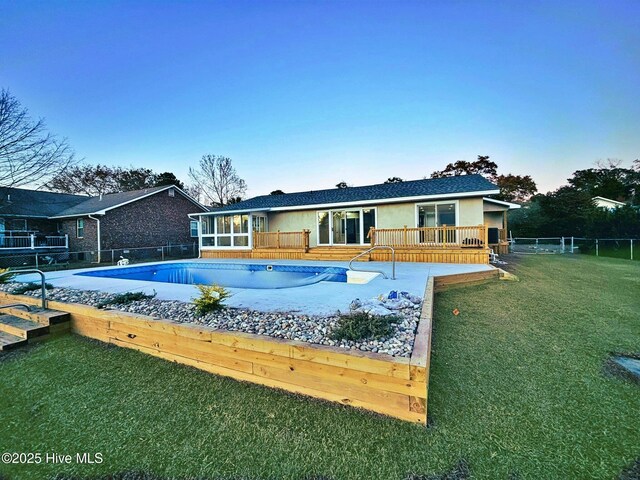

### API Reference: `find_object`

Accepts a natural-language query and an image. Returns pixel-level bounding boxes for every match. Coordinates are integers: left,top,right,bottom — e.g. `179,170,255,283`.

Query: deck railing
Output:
368,225,488,249
253,230,310,251
0,234,69,250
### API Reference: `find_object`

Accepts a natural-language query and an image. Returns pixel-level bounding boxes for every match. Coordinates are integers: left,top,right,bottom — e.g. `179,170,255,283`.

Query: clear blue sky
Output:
1,0,639,197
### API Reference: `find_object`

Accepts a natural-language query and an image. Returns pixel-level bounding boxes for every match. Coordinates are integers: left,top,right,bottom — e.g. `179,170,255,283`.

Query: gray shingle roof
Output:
0,187,88,218
51,185,174,217
208,174,499,214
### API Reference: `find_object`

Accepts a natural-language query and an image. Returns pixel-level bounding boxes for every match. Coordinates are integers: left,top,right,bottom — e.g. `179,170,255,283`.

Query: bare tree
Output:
48,164,121,196
188,155,247,207
0,89,77,187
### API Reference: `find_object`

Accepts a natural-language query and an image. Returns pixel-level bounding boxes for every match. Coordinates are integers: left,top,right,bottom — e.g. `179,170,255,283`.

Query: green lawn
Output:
1,255,639,480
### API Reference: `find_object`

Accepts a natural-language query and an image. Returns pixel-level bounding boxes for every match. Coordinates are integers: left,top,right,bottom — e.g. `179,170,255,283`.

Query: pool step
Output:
0,307,71,352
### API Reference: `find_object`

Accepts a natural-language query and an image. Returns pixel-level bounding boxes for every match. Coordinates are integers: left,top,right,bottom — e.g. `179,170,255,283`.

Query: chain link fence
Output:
0,243,199,270
510,237,638,261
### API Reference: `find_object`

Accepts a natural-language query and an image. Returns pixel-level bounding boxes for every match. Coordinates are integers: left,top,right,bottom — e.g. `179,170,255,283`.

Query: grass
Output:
0,255,639,480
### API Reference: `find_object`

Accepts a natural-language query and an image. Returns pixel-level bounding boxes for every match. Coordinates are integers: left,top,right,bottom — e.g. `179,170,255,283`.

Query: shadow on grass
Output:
405,459,470,480
46,472,336,480
619,458,640,480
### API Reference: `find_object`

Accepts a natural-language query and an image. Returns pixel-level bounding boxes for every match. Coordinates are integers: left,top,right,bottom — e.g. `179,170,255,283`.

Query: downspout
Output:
88,215,101,263
187,213,202,258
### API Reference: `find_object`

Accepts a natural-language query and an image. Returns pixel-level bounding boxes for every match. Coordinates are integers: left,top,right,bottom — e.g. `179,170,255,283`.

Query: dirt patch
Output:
619,458,640,480
603,352,640,385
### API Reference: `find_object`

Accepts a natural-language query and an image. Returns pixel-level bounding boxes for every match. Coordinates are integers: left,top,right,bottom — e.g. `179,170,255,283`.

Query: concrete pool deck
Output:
15,259,494,315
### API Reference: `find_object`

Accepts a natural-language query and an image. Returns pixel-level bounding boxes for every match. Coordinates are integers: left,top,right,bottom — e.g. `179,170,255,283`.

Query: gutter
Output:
88,214,102,263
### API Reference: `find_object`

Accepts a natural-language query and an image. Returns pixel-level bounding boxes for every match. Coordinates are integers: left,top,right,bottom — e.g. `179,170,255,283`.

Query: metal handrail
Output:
0,303,32,312
10,268,47,309
348,246,396,280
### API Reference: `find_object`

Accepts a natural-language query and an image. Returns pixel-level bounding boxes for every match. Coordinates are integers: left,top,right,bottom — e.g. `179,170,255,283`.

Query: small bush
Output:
11,282,54,295
0,268,16,284
97,290,156,309
329,312,401,341
193,284,230,316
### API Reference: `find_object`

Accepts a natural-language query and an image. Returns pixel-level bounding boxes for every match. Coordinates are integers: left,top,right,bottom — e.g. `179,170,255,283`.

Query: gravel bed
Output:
1,282,423,357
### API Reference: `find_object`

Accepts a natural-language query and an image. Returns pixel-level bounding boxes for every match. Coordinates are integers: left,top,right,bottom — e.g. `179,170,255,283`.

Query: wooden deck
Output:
202,246,489,264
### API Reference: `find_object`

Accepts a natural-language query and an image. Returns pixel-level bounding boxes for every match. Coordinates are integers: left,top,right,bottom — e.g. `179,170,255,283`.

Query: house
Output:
191,174,520,264
592,196,626,210
0,185,207,263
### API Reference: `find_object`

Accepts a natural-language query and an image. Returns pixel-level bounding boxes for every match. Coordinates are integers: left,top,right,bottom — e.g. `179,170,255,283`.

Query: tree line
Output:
1,87,639,239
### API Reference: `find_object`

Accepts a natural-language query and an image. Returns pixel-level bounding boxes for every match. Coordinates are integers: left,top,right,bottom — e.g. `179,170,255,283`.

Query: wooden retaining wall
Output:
0,289,433,424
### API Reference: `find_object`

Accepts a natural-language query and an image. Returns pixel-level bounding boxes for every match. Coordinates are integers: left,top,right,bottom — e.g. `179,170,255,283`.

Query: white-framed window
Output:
189,220,198,237
201,214,251,248
415,201,458,227
316,207,376,246
76,218,85,238
168,188,175,197
252,214,268,233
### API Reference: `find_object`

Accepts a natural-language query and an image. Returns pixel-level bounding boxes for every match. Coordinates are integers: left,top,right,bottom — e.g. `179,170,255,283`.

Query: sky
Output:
1,0,639,198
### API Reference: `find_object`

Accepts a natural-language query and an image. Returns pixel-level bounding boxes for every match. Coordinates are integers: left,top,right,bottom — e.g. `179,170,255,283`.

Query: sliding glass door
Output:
317,208,375,245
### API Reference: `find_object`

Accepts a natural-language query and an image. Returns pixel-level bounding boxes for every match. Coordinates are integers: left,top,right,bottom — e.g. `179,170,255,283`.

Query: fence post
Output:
535,237,539,253
571,236,574,254
561,236,565,253
30,234,35,250
596,239,599,256
65,234,69,248
161,246,165,262
631,239,634,261
111,249,115,265
35,253,38,269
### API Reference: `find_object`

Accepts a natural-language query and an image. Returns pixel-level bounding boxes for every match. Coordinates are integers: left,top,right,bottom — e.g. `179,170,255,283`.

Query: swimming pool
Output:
76,262,348,289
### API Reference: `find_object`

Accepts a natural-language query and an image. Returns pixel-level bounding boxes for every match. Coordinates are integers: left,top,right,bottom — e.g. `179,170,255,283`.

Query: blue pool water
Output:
76,262,348,289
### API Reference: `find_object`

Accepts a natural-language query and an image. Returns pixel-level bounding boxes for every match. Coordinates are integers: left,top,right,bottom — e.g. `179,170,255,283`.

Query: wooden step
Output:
0,331,28,351
0,306,70,326
0,315,49,340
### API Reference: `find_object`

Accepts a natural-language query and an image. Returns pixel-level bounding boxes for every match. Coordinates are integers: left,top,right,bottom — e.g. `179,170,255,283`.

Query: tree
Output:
567,166,639,204
430,155,498,179
154,172,185,190
270,190,285,195
495,174,538,202
335,181,349,189
48,164,121,196
0,89,77,187
384,177,403,184
117,167,156,191
188,155,247,207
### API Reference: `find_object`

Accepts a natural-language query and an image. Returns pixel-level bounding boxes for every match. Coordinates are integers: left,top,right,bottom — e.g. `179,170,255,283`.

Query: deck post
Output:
303,230,310,252
369,227,375,248
277,230,280,249
65,234,69,248
403,225,408,246
30,233,35,250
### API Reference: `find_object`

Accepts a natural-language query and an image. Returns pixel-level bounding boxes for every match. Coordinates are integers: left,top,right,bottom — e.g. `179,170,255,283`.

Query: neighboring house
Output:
0,187,87,252
593,196,626,210
191,174,520,264
0,185,207,260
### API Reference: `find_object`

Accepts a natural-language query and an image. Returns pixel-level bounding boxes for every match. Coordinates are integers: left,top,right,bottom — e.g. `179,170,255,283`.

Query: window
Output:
201,214,251,248
252,215,267,233
417,202,457,227
7,219,27,231
168,188,175,197
190,220,198,237
76,218,85,238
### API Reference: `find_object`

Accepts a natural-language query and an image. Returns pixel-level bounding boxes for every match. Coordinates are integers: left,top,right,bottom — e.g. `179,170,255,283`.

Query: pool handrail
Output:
348,246,396,280
10,268,48,309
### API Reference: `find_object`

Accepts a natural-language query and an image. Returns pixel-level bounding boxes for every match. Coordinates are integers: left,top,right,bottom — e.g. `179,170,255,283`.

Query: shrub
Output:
97,290,156,309
0,268,16,284
11,282,54,295
329,312,401,341
193,284,230,316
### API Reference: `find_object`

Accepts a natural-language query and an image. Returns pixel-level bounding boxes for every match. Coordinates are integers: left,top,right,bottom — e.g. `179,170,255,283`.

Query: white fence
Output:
510,237,637,261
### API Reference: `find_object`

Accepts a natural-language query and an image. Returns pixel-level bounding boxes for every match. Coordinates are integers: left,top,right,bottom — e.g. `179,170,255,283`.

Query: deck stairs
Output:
0,306,70,351
305,247,372,261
